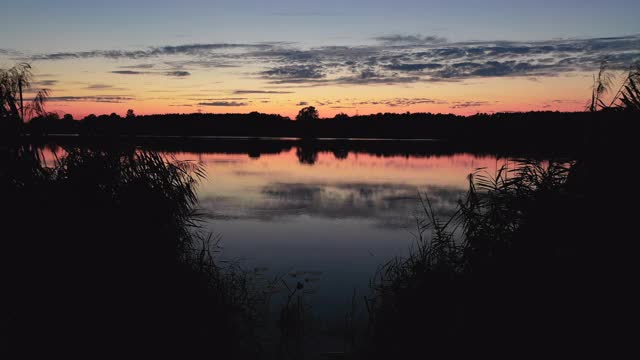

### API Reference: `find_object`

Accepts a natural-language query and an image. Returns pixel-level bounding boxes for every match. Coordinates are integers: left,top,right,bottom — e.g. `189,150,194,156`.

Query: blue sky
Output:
3,0,639,51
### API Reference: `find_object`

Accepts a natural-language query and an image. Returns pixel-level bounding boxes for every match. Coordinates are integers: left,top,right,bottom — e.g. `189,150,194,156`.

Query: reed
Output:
3,143,264,358
366,159,576,358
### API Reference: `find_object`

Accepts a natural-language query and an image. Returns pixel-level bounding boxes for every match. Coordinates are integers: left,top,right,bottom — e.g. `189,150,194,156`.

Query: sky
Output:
1,0,639,118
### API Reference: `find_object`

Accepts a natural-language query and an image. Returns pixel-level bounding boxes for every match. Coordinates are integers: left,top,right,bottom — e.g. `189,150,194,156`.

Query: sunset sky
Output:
2,0,639,118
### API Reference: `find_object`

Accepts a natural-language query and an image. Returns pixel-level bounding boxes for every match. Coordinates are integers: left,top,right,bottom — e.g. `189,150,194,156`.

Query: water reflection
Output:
201,181,461,229
38,141,509,318
172,146,503,320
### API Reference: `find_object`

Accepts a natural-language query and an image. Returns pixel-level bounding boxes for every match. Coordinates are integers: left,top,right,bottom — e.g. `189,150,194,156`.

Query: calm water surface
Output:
170,147,505,318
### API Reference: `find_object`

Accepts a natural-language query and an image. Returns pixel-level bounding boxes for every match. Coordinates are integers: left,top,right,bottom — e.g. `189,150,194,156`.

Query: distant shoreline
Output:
16,133,582,161
20,110,634,145
22,133,444,142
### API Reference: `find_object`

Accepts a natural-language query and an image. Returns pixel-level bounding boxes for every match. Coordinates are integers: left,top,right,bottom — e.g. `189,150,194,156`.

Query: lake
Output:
32,138,566,353
161,140,510,320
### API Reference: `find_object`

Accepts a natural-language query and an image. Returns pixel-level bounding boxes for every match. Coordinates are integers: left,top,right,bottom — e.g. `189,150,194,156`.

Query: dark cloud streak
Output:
198,101,248,107
86,84,113,89
25,34,640,85
48,95,135,103
165,70,191,77
374,34,447,45
111,70,147,75
233,90,294,94
33,80,59,87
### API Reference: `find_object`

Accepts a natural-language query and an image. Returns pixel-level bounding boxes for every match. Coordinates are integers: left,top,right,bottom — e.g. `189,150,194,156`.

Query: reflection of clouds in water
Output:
200,181,465,229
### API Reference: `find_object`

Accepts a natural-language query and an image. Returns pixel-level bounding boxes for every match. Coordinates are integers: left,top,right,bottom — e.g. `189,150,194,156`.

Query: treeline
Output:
24,109,636,146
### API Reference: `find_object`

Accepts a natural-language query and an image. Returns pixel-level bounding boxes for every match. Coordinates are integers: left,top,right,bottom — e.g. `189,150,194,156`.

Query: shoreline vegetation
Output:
11,110,637,146
9,135,581,164
359,62,638,357
363,137,633,358
2,144,269,358
3,62,637,357
366,160,585,357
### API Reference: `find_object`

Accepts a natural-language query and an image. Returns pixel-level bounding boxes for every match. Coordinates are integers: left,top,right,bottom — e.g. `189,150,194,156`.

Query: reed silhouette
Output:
1,63,50,136
2,143,263,358
364,150,629,358
589,61,640,112
361,67,636,358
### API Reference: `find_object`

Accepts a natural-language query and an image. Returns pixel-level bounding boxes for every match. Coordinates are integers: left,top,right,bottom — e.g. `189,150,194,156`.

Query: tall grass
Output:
1,63,49,123
617,67,640,111
588,61,640,112
366,160,579,358
3,143,264,358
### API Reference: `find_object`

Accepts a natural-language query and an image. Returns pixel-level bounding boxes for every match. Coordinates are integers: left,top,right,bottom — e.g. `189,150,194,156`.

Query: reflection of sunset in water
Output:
40,144,508,317
174,149,505,198
171,147,508,316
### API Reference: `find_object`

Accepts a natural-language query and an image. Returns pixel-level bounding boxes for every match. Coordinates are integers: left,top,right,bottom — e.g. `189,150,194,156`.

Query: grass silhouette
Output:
364,158,619,357
2,143,264,358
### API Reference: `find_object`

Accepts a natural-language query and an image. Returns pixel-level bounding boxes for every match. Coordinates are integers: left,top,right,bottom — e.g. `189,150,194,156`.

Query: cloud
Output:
119,64,155,69
111,69,191,77
352,98,446,107
374,34,447,45
384,63,443,71
48,95,135,103
165,70,191,77
432,61,557,79
111,70,147,75
33,80,59,87
261,64,325,80
86,84,113,90
312,97,447,109
148,43,273,56
0,49,21,56
233,90,294,94
164,59,238,68
30,43,277,61
550,99,582,104
26,34,640,86
260,66,422,86
198,101,248,106
451,101,491,109
191,97,248,101
331,74,421,85
296,101,309,106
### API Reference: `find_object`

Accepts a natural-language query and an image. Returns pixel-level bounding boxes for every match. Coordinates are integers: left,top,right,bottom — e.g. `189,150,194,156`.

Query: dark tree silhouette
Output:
332,149,349,159
295,145,318,165
20,109,637,151
296,106,319,123
333,112,350,121
126,109,136,119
